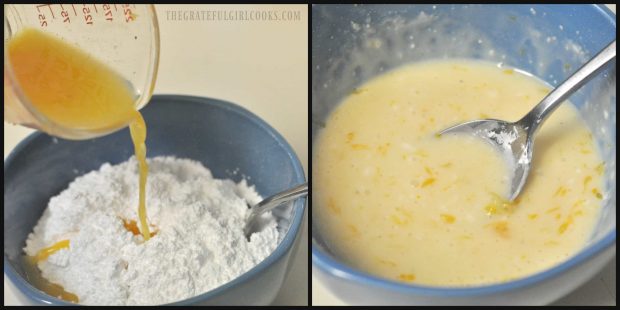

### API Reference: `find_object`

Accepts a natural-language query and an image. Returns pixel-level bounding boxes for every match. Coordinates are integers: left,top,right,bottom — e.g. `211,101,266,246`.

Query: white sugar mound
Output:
24,156,279,305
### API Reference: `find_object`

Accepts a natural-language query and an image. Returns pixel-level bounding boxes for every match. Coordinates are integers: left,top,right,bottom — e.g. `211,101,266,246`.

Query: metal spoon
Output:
438,40,615,202
244,182,308,239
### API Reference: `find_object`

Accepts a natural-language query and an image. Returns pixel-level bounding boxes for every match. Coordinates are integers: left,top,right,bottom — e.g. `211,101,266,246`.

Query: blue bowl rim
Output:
4,94,307,305
312,233,615,297
311,3,616,299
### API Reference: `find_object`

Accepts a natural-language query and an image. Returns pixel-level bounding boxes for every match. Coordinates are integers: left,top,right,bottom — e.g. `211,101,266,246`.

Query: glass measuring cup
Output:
4,4,159,139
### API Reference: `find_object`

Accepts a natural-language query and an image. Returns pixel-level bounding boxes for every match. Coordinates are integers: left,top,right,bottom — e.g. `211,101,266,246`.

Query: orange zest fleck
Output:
484,204,498,216
377,143,391,155
440,213,455,224
489,221,509,238
390,215,406,226
553,186,568,197
346,132,355,143
123,219,142,235
484,192,519,216
347,224,359,235
424,166,433,175
391,208,413,226
583,176,592,191
421,178,436,187
398,273,416,282
558,216,574,234
123,219,157,238
327,198,341,215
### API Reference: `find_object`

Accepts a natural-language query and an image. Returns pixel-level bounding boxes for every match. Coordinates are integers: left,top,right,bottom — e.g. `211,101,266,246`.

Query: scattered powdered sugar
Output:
24,156,280,305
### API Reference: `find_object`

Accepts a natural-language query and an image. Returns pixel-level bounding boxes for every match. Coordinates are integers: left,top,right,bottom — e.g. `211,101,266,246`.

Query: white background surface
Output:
311,4,616,306
4,4,307,306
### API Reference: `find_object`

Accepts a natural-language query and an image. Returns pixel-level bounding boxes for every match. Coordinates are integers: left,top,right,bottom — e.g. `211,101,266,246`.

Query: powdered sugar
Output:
24,156,280,305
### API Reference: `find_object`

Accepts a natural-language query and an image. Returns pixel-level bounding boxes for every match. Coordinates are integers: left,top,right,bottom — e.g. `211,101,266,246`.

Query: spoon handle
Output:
244,183,308,238
253,182,308,215
520,40,616,134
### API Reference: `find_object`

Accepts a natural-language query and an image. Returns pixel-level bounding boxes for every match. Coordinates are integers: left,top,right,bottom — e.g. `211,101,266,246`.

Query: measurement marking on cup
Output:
82,4,93,25
103,4,113,21
28,4,137,32
122,4,134,23
60,5,70,23
35,6,47,27
36,4,54,19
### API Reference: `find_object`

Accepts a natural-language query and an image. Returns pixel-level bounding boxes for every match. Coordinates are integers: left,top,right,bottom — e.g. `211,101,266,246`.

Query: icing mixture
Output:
314,60,605,286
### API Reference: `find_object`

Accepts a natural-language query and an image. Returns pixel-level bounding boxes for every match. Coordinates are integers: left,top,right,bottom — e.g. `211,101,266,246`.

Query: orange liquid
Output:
128,114,151,241
34,240,70,262
8,28,151,240
21,240,78,303
9,28,153,302
23,255,79,303
7,28,136,131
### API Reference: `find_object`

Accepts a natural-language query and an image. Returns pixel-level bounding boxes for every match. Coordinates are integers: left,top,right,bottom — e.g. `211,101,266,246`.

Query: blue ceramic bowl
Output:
312,4,616,305
4,95,306,305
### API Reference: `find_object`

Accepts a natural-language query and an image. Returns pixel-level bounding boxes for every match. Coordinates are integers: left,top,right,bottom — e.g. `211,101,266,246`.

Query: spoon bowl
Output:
439,40,616,201
439,119,532,201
